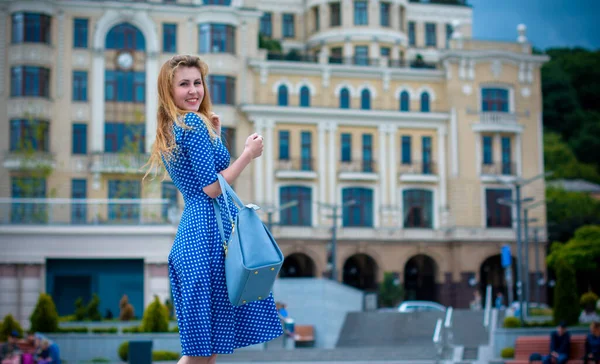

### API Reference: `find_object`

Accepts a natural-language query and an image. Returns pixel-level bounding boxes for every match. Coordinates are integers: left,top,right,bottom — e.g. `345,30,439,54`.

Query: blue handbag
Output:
213,174,284,306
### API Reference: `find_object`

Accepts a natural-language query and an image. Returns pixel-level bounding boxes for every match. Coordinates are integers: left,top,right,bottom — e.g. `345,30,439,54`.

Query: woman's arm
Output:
202,150,252,198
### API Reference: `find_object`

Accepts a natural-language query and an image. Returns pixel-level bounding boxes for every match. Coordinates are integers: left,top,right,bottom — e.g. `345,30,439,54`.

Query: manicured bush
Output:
580,291,599,312
86,294,102,321
58,327,89,333
122,326,142,333
30,293,59,333
141,296,169,333
503,316,521,328
501,347,515,358
0,314,24,341
91,327,118,334
152,351,180,361
553,260,580,326
74,297,87,321
118,341,129,361
89,358,110,363
119,295,135,321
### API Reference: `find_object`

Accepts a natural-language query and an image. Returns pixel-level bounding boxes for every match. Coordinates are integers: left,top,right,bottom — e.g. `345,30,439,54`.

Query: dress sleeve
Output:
181,112,218,188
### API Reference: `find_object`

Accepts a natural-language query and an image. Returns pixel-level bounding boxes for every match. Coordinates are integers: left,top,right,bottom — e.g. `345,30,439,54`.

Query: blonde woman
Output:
146,55,283,363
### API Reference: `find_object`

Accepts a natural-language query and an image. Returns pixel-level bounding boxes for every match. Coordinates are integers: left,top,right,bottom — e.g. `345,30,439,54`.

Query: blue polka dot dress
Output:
163,112,283,356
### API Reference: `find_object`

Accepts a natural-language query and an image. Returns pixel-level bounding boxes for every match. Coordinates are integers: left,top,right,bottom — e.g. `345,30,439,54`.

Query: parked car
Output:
397,300,446,313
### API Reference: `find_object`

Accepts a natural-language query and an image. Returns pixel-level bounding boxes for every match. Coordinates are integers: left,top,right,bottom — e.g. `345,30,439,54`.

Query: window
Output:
108,180,141,222
279,130,290,160
408,22,416,46
199,24,235,54
12,12,51,44
355,45,368,65
11,66,50,97
501,137,512,175
422,136,432,174
400,91,410,111
73,18,88,48
401,136,411,164
105,122,145,153
162,181,178,221
72,71,88,101
163,23,177,53
208,75,235,104
280,186,312,226
299,86,310,107
10,119,49,152
403,189,433,228
341,133,352,162
221,126,236,156
380,2,390,27
425,22,436,47
340,88,350,108
277,85,289,106
482,88,509,112
330,46,343,64
342,187,373,227
362,134,373,172
486,189,512,228
260,12,272,37
420,92,430,112
204,0,231,4
354,1,368,25
313,7,320,31
72,124,88,155
445,23,452,48
360,89,371,110
380,47,390,57
71,179,87,224
105,23,146,50
330,3,341,27
482,136,493,165
11,177,47,224
282,14,295,38
105,71,145,103
301,131,312,171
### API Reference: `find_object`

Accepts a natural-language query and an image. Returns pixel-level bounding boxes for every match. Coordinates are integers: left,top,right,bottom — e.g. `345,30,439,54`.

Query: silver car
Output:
397,300,446,312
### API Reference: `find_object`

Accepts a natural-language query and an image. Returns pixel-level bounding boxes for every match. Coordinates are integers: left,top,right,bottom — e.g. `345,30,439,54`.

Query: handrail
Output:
484,284,492,329
444,307,453,328
433,318,443,344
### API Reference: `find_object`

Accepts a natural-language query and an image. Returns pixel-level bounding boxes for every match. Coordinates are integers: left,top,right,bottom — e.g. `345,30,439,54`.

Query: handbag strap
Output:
213,174,245,257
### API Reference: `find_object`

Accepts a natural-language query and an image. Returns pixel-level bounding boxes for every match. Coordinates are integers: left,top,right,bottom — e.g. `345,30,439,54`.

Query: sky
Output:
468,0,600,50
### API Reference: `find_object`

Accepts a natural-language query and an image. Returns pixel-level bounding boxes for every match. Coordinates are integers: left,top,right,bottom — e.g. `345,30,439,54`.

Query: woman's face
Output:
172,66,204,112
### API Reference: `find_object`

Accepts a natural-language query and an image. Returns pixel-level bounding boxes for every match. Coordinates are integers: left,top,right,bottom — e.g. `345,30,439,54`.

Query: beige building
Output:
0,0,549,322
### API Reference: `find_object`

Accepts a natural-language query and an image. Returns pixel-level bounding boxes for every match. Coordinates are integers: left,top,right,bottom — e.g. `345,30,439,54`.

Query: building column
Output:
91,50,105,152
145,53,159,152
388,125,397,206
343,40,353,63
475,131,482,176
327,123,337,206
318,122,328,226
493,133,502,166
253,119,265,203
377,125,387,228
450,108,459,177
264,119,276,204
515,133,523,177
437,125,448,212
390,3,400,29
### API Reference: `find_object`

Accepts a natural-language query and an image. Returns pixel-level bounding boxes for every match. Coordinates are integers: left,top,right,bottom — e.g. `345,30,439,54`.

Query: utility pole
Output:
534,227,541,306
262,200,299,232
320,200,356,281
523,199,545,312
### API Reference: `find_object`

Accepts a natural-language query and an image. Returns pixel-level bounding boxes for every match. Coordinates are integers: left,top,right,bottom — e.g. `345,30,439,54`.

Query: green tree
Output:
30,293,59,333
569,111,600,165
140,296,169,333
546,187,600,242
552,260,580,326
86,294,102,321
0,314,24,341
378,272,404,307
258,34,282,53
547,225,600,272
544,133,600,184
74,297,87,321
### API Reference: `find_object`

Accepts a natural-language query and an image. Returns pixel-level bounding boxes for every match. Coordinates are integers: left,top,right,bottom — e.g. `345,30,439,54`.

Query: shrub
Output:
378,272,404,307
122,326,141,333
501,347,515,358
91,327,118,334
170,326,180,333
580,291,599,312
503,316,521,328
74,297,87,321
553,260,580,326
119,295,135,321
58,327,89,333
141,296,169,333
0,314,24,341
89,358,110,363
118,341,129,361
30,293,59,333
86,294,102,321
152,351,180,361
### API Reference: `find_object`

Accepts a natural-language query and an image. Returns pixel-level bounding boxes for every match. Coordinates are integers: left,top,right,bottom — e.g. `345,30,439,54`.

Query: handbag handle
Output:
213,174,244,257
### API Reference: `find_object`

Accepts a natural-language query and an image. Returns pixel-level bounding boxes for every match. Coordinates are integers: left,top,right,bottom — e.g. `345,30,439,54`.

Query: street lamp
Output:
523,199,545,309
262,200,299,232
319,199,356,281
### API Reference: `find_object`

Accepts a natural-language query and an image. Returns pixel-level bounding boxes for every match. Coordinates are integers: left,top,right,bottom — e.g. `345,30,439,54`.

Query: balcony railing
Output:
90,152,150,174
0,198,176,226
479,112,518,125
339,160,377,174
265,52,439,70
3,150,56,171
267,52,318,63
398,161,437,175
481,162,516,176
276,158,314,172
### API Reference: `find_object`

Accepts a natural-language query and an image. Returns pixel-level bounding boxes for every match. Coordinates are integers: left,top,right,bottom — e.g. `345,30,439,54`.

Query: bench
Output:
294,325,315,348
505,334,587,364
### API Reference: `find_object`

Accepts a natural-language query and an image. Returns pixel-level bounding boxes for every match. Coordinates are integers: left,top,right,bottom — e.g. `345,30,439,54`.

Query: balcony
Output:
275,158,317,179
469,110,525,133
89,153,150,174
481,162,517,182
338,160,378,181
398,161,439,183
3,151,56,171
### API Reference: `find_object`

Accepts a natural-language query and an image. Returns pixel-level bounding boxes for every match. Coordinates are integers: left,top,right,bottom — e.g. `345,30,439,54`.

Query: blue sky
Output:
469,0,600,50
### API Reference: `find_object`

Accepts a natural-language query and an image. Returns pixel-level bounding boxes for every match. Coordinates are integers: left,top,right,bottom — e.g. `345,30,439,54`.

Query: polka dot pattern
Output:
164,112,283,356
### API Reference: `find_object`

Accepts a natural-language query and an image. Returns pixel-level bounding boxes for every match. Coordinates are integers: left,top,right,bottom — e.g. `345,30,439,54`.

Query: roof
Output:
548,179,600,193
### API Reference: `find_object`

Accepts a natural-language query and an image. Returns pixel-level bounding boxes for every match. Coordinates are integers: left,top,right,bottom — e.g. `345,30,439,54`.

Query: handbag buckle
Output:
223,242,228,257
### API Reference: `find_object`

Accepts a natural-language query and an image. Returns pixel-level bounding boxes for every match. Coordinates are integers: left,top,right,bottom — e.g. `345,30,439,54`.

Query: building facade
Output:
0,0,549,323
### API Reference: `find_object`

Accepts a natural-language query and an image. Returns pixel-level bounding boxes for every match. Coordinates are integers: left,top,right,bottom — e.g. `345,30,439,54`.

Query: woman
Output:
585,321,600,364
145,55,283,363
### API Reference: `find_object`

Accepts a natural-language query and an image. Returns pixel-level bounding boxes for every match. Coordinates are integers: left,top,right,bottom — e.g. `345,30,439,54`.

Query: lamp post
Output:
522,199,545,311
320,199,356,281
262,200,298,232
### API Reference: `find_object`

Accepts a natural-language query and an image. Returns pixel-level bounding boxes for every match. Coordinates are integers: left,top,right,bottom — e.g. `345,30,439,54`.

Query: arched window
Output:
106,23,146,50
340,88,350,109
299,86,310,107
420,92,430,112
360,89,371,110
277,85,288,106
400,91,410,112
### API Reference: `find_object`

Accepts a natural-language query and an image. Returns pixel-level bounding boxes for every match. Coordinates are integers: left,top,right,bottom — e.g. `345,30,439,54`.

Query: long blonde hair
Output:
144,55,216,179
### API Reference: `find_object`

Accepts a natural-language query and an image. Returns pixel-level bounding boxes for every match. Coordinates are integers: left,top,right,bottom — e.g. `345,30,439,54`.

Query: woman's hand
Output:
210,112,221,136
244,133,264,159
